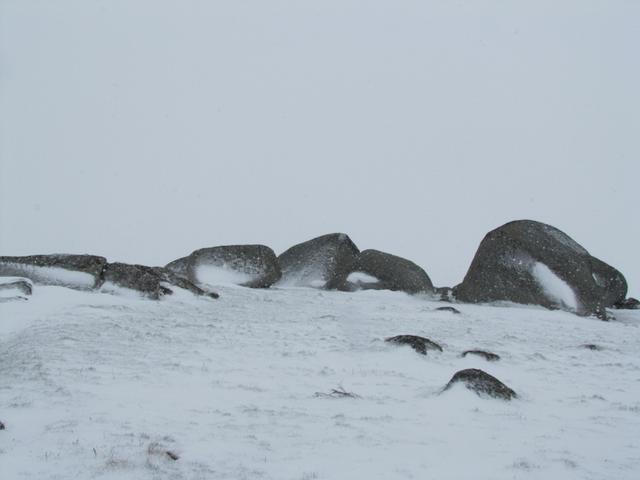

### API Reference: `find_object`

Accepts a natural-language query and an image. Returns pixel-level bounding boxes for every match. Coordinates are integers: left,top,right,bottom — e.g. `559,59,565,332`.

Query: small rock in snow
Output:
443,368,517,400
461,350,500,361
385,335,443,355
435,306,461,314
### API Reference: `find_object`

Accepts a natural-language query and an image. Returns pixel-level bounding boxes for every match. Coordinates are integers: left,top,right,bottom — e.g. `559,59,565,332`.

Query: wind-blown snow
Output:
0,264,96,289
531,262,579,311
347,272,380,283
193,264,255,287
1,286,639,479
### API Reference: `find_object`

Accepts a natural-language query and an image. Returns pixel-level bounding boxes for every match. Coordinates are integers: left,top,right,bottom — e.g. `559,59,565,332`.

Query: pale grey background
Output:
1,1,638,291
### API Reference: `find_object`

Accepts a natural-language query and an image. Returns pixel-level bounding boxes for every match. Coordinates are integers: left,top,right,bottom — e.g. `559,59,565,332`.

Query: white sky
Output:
1,1,638,292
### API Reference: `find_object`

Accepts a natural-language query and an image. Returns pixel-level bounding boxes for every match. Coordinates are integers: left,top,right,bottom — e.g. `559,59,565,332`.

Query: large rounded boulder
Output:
277,233,359,289
0,254,107,290
345,249,434,294
185,245,281,289
453,220,627,318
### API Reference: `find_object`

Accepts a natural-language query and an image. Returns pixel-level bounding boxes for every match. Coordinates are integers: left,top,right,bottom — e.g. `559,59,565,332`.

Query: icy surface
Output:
347,271,380,283
531,262,579,311
0,263,96,289
1,286,639,479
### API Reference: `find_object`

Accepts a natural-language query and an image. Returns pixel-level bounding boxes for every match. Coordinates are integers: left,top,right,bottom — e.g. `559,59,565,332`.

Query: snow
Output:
193,264,255,288
0,263,96,289
531,262,579,311
1,286,639,479
347,272,380,283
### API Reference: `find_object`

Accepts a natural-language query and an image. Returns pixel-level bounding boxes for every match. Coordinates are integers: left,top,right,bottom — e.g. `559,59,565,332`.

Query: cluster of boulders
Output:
0,254,218,301
0,219,637,318
384,334,514,400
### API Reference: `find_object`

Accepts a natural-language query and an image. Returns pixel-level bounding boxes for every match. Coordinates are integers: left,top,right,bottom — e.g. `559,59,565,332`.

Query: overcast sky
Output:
1,1,638,292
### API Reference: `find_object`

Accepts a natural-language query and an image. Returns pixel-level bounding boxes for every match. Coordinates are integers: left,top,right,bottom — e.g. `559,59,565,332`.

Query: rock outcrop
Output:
278,233,359,289
0,254,107,289
345,249,434,294
187,245,281,289
453,220,627,318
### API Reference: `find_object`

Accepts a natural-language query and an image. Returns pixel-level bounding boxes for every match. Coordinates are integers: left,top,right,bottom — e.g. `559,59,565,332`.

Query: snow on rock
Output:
531,262,579,312
0,254,106,290
454,220,627,318
183,245,281,289
1,285,640,479
347,271,380,284
277,233,359,289
348,249,435,294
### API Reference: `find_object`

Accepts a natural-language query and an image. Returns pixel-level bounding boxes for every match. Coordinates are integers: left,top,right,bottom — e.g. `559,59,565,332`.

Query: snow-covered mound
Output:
1,286,639,479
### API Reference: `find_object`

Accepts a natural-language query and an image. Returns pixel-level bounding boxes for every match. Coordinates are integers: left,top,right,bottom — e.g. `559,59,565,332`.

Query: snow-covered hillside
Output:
1,286,639,479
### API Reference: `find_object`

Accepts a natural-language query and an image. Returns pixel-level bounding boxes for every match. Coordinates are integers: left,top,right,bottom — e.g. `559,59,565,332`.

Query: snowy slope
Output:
1,286,639,479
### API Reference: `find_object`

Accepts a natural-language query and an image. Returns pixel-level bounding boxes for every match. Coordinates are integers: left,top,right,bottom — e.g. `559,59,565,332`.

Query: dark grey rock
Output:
188,245,281,288
385,335,443,355
435,306,461,314
102,263,168,299
613,297,640,310
165,256,190,278
155,268,219,299
0,278,33,296
103,263,220,299
453,220,626,318
443,368,516,400
345,249,434,294
581,344,603,351
461,350,500,361
0,254,107,289
278,233,359,289
0,420,4,430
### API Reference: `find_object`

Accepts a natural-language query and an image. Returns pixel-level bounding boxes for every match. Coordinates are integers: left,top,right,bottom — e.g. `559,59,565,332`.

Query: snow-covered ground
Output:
1,285,639,479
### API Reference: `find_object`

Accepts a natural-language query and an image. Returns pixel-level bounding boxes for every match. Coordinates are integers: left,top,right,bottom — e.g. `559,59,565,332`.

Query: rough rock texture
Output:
277,233,359,289
461,350,500,361
102,263,171,299
0,254,107,289
155,268,219,299
0,278,33,296
102,263,219,300
443,368,516,400
165,256,190,278
453,220,627,318
345,249,434,294
385,335,443,355
188,245,281,289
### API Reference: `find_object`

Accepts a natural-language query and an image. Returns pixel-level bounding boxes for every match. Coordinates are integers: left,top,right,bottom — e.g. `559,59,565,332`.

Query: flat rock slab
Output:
461,350,500,361
102,263,219,300
385,335,443,355
443,368,516,400
0,254,107,289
